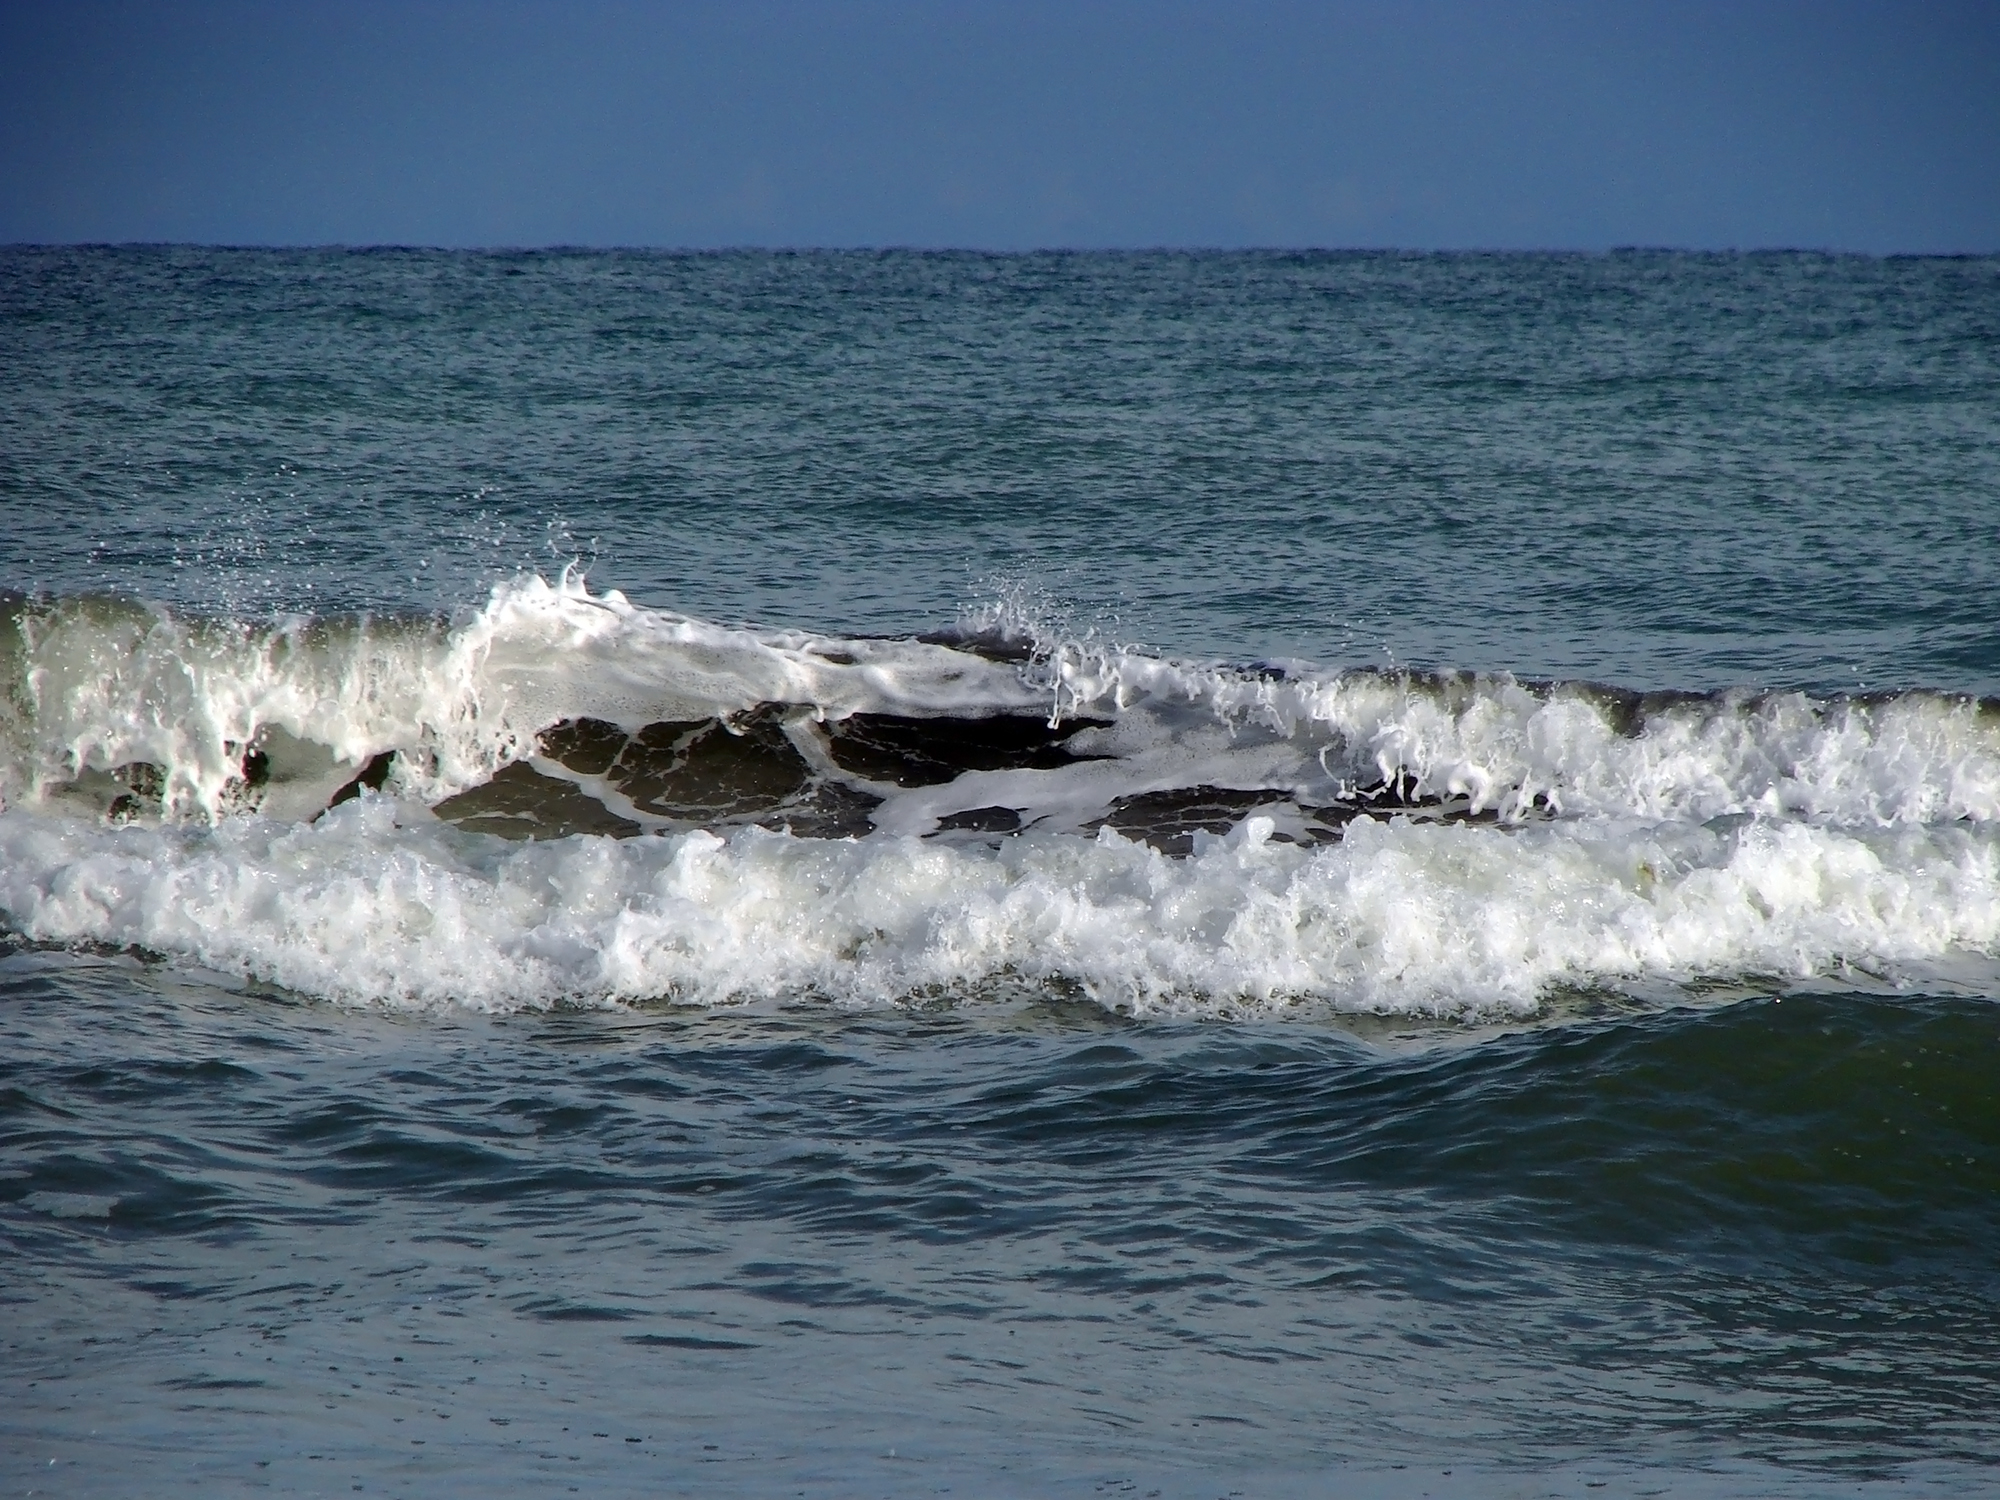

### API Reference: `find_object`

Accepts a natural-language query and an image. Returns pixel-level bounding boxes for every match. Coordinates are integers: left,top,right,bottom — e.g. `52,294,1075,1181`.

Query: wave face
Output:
3,574,1999,1014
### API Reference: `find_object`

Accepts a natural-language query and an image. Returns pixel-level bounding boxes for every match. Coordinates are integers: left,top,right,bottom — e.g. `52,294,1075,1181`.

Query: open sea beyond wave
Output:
3,248,1999,1496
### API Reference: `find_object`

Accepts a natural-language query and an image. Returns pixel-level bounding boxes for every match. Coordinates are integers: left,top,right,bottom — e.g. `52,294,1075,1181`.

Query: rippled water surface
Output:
4,249,1999,1496
6,247,1998,687
9,956,2000,1496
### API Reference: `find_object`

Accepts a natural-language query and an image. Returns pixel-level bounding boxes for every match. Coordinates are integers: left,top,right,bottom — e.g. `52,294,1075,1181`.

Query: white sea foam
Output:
7,574,1997,829
1044,646,2000,828
0,573,1045,819
4,574,1999,1014
1,797,1995,1016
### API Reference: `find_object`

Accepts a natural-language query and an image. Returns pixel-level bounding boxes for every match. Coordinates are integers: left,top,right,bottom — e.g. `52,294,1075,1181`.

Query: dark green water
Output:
3,249,1999,1495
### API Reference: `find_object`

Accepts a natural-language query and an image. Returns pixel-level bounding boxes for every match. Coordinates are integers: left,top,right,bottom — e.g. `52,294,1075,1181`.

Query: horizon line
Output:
7,241,1998,259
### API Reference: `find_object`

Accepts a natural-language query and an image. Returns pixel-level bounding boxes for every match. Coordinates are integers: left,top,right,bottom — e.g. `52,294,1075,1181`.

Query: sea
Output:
2,246,1998,1498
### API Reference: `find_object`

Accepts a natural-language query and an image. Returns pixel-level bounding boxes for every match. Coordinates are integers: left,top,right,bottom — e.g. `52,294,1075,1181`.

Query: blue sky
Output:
2,0,1995,251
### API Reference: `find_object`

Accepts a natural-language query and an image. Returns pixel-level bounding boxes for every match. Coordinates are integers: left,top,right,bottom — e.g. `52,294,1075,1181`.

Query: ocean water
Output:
2,246,1999,1497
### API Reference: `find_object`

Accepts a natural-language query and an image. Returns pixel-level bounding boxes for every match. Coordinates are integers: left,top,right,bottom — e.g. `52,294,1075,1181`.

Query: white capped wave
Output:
0,573,1044,820
1046,647,2000,828
6,573,1998,832
2,797,1994,1016
4,574,1999,1014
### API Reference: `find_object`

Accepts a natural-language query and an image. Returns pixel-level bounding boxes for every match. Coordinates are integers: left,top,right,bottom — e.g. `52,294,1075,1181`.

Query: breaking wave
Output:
2,574,1997,1015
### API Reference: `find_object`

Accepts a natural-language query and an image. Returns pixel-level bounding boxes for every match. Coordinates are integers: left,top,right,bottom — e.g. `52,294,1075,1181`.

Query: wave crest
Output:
3,575,1998,1014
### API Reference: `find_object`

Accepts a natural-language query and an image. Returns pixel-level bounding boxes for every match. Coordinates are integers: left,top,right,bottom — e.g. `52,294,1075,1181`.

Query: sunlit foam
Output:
3,575,1998,1014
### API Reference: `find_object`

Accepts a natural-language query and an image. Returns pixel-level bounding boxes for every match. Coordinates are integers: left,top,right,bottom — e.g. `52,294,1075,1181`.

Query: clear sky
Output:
2,0,1995,251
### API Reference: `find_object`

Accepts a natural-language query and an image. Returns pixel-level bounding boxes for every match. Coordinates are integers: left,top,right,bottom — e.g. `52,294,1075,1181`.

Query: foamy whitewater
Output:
4,574,1997,1015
